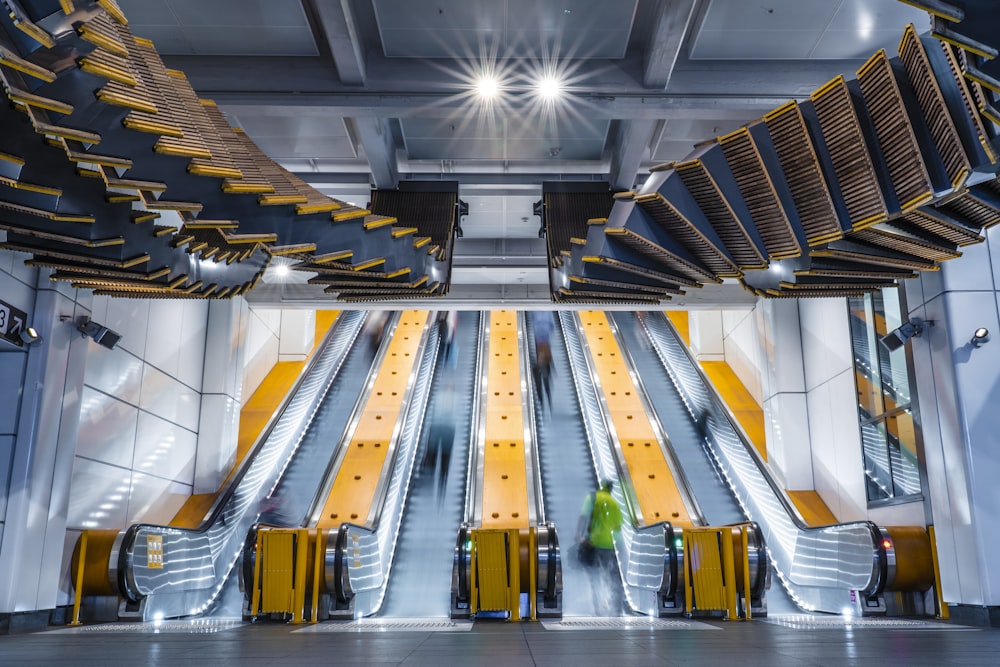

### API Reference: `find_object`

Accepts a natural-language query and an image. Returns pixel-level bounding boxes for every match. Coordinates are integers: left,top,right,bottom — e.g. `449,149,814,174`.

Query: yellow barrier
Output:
250,528,324,622
468,527,537,621
683,525,752,620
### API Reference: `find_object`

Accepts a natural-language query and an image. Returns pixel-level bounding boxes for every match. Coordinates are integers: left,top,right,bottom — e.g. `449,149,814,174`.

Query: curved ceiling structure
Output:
0,0,997,307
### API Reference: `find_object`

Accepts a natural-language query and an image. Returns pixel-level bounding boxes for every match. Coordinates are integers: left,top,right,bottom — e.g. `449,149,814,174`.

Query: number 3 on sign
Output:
0,304,8,335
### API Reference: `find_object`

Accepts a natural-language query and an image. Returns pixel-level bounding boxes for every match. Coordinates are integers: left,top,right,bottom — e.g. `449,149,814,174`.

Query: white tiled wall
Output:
68,296,210,531
721,308,762,404
242,307,281,399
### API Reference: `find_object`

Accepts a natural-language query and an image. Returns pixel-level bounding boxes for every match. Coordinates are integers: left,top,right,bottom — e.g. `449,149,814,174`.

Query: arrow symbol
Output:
9,315,22,336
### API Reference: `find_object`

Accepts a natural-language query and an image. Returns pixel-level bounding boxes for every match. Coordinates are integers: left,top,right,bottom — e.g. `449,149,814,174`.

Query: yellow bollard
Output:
528,528,538,622
741,526,752,621
928,525,950,620
69,532,88,626
250,530,264,618
311,528,324,623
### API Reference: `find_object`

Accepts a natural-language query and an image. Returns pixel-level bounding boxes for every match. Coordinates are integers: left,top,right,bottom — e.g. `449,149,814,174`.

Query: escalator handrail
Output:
518,311,544,526
466,311,488,526
211,312,356,530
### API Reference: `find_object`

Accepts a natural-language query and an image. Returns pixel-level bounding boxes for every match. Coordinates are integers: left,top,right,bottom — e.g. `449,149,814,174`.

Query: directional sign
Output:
0,299,29,347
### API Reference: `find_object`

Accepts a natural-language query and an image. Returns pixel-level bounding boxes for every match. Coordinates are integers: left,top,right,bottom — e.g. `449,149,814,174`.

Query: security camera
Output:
77,318,122,350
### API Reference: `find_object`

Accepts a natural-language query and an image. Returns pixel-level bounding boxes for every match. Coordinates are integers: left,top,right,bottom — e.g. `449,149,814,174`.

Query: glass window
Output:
848,290,922,503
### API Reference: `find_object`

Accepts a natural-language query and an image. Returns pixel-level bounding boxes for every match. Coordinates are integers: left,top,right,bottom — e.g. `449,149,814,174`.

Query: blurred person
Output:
532,311,555,412
423,378,457,503
438,310,458,368
577,480,625,614
364,310,390,352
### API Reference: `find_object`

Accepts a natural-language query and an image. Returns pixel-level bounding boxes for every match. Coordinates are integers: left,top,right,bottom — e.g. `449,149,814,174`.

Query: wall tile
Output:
177,301,208,391
0,436,13,520
139,364,200,433
126,473,190,526
76,387,138,469
278,309,315,360
144,299,185,379
760,299,806,397
690,310,724,361
66,458,131,530
800,297,853,391
764,392,812,490
83,347,143,407
0,353,26,434
101,297,151,359
194,394,239,494
134,412,197,486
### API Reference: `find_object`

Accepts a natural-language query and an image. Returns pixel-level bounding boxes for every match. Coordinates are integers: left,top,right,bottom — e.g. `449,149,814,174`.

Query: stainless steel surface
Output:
116,312,365,619
639,312,885,613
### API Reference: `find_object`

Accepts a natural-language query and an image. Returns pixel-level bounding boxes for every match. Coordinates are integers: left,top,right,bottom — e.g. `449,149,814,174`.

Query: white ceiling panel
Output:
690,0,928,60
462,195,540,239
118,0,318,56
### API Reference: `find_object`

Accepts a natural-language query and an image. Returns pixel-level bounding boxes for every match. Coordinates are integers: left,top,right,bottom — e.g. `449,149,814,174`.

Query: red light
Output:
882,539,892,549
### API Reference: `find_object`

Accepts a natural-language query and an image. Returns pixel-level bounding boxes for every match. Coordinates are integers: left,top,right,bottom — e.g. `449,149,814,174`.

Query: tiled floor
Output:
1,616,998,666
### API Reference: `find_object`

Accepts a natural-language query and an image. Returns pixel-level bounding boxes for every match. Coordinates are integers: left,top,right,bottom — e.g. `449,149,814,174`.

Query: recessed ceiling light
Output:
275,264,290,277
476,76,499,99
537,76,562,99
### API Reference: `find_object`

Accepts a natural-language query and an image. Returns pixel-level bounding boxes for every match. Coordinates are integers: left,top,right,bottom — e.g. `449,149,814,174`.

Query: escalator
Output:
91,311,372,620
378,311,481,617
633,311,905,615
526,312,608,617
608,312,797,615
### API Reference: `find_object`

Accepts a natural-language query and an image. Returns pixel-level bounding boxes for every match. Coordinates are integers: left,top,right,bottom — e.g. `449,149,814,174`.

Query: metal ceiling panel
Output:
399,116,609,161
118,0,318,56
226,111,355,160
374,0,636,59
690,0,926,60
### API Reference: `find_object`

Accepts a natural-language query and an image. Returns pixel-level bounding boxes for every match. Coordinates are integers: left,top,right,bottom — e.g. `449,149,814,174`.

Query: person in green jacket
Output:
579,480,623,565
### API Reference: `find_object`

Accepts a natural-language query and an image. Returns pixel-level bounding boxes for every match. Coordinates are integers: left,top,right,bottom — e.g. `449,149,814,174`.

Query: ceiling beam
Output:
349,117,399,189
171,52,866,111
305,0,367,86
643,0,700,89
609,119,659,191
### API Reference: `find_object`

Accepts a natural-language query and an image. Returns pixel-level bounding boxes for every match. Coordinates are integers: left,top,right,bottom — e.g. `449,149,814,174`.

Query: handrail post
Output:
508,529,520,621
741,525,752,621
928,525,949,619
311,528,324,623
69,531,88,626
720,528,738,620
290,529,309,623
528,527,537,621
250,530,264,619
683,531,694,615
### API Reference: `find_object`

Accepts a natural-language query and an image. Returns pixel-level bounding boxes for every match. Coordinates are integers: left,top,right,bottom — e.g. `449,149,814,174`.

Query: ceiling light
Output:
475,76,499,99
274,264,289,277
19,326,41,345
971,327,990,347
537,76,562,99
